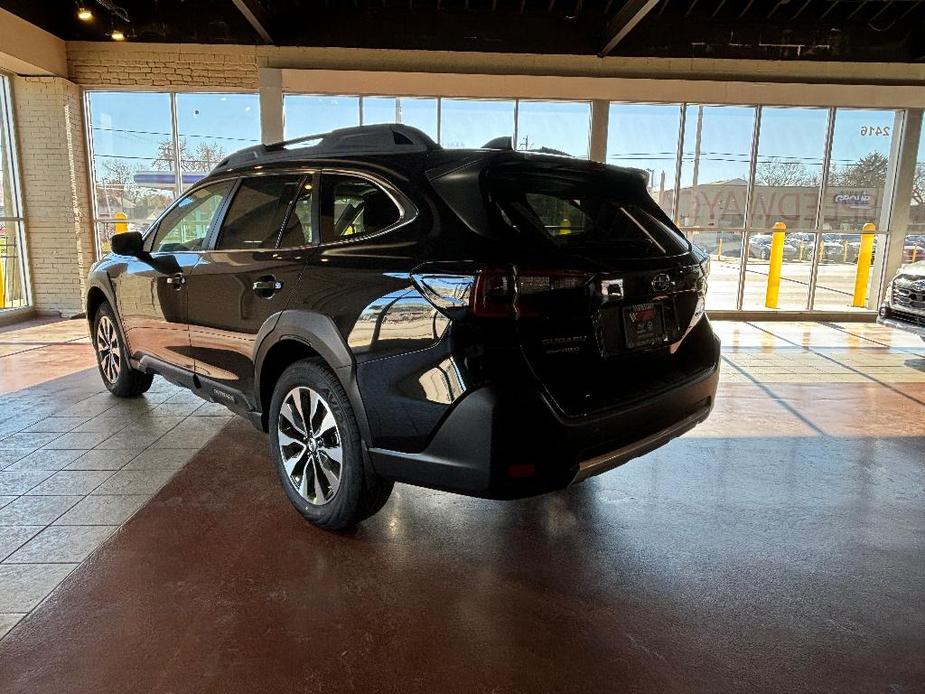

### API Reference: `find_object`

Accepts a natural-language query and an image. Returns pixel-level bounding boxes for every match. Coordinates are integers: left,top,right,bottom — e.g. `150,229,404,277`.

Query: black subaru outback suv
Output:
86,124,720,529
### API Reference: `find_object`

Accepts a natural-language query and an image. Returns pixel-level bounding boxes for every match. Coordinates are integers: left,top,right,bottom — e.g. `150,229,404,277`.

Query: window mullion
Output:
170,92,182,197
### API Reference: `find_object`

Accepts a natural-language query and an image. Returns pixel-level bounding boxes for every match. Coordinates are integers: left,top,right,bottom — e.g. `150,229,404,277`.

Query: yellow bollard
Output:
852,223,877,308
717,237,723,259
764,221,787,309
114,212,128,234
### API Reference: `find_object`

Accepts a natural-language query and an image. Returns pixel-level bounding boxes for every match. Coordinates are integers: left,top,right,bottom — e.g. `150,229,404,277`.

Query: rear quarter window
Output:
319,173,402,243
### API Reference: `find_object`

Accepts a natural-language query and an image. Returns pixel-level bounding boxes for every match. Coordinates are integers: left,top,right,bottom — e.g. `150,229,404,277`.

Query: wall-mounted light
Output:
77,5,93,21
110,28,126,41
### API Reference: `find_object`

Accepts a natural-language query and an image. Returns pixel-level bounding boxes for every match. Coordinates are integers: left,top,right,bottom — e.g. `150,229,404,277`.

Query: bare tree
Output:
153,137,228,173
911,162,925,208
755,158,819,186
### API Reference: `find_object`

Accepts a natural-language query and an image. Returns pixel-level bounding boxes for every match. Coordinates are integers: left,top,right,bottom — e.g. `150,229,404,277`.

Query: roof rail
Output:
212,124,440,173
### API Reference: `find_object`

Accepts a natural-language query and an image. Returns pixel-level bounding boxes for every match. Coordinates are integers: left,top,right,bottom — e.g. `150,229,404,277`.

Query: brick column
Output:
11,76,94,317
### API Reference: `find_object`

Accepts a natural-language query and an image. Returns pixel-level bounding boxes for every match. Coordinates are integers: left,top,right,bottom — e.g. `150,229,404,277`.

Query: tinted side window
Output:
215,175,302,250
320,174,401,243
151,181,233,253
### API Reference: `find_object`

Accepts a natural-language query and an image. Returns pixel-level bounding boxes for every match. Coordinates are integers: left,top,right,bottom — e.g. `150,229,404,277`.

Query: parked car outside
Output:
748,234,800,261
878,260,925,342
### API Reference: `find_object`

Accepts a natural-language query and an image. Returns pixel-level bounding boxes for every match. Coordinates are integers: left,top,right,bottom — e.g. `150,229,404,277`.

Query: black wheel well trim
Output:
253,316,370,440
85,284,112,328
85,281,132,359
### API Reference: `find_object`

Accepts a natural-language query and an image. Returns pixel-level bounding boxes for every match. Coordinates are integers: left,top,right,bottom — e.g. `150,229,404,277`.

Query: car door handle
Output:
166,274,186,288
252,278,284,293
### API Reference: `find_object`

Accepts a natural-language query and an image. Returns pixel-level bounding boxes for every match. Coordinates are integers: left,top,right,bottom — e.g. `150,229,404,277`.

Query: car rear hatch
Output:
424,155,715,417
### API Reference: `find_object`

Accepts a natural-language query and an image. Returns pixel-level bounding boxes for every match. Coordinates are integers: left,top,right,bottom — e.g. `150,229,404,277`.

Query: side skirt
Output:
137,355,264,430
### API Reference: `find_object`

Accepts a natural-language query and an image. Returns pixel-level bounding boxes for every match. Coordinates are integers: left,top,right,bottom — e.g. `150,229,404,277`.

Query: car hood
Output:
901,260,925,277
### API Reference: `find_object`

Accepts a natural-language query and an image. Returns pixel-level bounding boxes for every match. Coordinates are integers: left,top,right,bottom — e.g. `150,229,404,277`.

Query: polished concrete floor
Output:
0,318,923,692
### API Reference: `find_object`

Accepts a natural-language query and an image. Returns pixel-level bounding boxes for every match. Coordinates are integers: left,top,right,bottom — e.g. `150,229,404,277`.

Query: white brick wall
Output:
8,45,260,317
12,76,93,317
67,43,259,90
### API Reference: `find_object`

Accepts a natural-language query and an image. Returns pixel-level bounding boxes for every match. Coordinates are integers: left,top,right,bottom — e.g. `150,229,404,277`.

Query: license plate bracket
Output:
623,302,666,349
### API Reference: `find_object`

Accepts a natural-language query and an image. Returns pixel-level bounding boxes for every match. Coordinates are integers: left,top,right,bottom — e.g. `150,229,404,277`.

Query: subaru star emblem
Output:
913,279,925,292
651,273,671,293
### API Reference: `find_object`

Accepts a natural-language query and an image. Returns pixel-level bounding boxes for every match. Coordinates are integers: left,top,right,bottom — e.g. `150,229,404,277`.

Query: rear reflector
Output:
506,463,536,478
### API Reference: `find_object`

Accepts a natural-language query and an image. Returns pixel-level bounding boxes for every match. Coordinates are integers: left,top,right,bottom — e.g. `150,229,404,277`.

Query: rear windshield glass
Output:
486,170,689,257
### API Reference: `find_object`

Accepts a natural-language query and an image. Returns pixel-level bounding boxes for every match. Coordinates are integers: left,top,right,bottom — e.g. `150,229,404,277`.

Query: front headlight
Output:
700,255,711,279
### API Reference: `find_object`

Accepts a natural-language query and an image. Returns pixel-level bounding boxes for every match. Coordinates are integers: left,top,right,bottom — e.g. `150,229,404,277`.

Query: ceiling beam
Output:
230,0,273,43
599,0,660,56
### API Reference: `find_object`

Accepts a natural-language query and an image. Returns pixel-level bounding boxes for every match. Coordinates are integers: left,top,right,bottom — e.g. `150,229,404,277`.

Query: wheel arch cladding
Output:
255,311,373,441
258,338,323,431
86,286,109,325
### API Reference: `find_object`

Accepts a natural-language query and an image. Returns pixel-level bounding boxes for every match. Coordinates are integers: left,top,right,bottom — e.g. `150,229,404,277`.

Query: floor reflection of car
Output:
878,260,925,342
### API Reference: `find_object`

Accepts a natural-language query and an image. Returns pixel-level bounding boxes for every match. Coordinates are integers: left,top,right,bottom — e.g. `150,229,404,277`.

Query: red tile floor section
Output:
0,318,922,692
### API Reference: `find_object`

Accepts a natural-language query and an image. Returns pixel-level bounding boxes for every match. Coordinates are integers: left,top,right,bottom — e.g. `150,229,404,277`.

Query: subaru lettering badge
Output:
651,273,671,293
600,278,624,300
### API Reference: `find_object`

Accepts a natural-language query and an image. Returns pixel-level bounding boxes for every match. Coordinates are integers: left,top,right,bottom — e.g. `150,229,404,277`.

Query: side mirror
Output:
110,231,144,257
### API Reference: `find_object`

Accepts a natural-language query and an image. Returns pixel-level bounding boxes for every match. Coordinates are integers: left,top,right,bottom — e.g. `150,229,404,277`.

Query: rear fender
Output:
253,310,371,441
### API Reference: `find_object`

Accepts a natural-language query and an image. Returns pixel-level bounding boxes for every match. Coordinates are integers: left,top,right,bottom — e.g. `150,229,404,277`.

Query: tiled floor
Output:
0,319,231,637
0,316,923,692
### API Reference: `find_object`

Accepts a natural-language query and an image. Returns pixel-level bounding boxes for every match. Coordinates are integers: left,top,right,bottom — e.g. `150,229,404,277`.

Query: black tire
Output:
93,302,153,397
269,358,393,530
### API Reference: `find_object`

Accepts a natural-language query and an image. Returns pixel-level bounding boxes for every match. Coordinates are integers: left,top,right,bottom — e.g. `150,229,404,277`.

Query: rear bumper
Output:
368,334,720,498
571,404,712,484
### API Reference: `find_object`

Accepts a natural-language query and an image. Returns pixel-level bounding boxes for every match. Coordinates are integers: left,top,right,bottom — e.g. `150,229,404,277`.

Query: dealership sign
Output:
833,192,873,209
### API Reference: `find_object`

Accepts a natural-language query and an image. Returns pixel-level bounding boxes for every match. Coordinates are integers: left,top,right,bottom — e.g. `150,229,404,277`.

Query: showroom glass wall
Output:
284,94,906,312
84,90,920,313
608,103,900,311
0,74,28,312
85,91,260,255
283,95,592,157
906,130,925,265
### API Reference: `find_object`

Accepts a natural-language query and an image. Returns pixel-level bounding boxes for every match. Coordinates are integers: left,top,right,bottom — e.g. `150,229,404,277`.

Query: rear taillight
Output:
472,268,515,317
413,266,590,319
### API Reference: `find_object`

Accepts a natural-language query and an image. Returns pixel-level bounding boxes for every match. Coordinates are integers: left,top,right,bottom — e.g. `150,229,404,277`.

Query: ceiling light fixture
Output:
77,5,93,21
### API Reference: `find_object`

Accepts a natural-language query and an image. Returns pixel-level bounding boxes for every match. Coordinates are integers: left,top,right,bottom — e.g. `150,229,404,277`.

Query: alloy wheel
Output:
278,386,343,505
96,315,122,384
